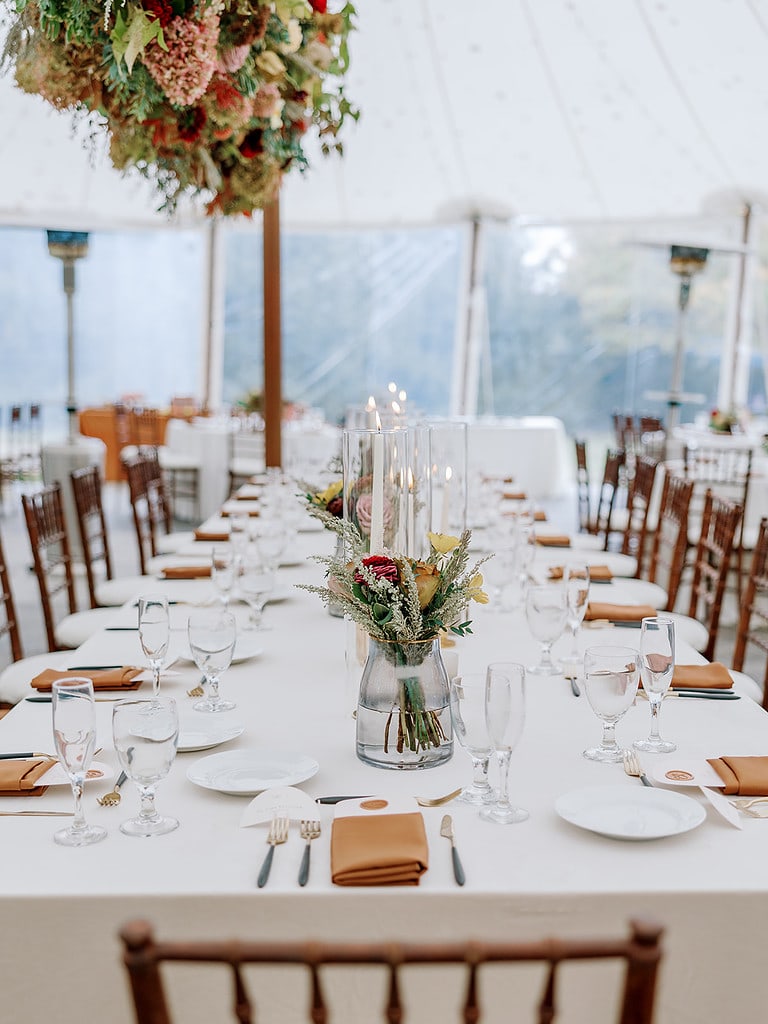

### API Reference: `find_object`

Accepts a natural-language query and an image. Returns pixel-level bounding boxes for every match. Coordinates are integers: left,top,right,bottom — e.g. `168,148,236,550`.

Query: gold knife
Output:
440,814,465,886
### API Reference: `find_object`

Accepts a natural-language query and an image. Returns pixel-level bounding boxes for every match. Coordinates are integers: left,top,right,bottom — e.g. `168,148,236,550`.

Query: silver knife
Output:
440,814,465,886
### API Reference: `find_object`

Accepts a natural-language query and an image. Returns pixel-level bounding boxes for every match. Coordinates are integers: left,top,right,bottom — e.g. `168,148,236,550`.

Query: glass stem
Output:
138,785,158,823
152,664,160,698
70,775,86,832
540,641,553,668
570,624,579,662
471,756,491,791
496,751,512,809
207,674,220,703
649,698,662,740
601,720,617,752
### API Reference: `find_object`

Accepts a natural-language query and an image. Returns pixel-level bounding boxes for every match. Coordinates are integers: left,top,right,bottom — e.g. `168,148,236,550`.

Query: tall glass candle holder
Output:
406,423,432,560
428,421,468,538
342,427,409,554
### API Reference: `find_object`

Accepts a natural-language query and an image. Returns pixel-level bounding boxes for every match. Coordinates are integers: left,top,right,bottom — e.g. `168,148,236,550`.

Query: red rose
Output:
326,496,343,518
309,0,327,11
240,129,264,159
355,556,398,585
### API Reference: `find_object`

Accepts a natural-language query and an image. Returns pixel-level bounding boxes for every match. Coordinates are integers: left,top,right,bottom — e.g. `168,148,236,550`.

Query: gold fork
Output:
416,788,463,807
298,819,321,887
257,815,289,888
623,749,653,787
730,797,768,813
187,676,206,698
97,770,128,807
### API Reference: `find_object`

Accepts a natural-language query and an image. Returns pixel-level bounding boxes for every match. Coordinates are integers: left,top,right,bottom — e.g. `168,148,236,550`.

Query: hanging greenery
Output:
1,0,357,215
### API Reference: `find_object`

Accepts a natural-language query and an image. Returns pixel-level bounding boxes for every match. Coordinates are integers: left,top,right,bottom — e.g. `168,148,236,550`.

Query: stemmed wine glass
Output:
583,645,640,763
211,547,237,608
137,595,169,698
187,608,237,712
112,696,179,837
564,565,591,675
634,616,676,753
228,513,250,561
448,673,496,805
482,549,515,612
481,662,528,824
525,583,568,675
51,678,107,847
254,521,289,573
239,554,275,631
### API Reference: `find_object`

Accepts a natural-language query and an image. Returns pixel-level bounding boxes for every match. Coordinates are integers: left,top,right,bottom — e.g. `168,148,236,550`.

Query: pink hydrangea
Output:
217,43,251,74
143,9,220,107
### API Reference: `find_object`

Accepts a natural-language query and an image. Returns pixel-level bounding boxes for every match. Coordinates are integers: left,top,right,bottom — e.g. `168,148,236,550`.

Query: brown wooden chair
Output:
124,455,192,576
732,516,768,706
120,918,663,1024
0,526,22,663
594,447,626,551
21,485,114,650
646,472,694,612
574,438,591,534
620,455,659,572
70,466,151,607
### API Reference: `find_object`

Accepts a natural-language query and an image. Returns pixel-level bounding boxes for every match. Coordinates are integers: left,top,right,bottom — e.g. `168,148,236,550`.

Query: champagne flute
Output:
188,608,237,713
634,616,676,753
112,696,179,837
564,564,590,674
51,678,107,847
211,547,236,608
481,662,528,824
239,554,275,631
525,583,568,675
448,673,496,805
583,645,640,763
137,595,169,698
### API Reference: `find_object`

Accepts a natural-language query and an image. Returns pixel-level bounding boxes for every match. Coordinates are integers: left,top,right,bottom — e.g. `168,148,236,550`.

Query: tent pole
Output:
450,217,483,416
263,196,282,468
200,218,224,414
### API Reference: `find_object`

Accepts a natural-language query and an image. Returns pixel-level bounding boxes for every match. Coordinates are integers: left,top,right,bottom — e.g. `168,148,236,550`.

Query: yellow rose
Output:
467,573,489,605
256,51,286,79
282,19,303,54
427,532,461,555
413,561,440,609
315,479,342,505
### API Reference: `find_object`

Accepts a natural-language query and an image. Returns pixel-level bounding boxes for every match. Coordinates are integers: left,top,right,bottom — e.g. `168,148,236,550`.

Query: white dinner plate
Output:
555,784,706,841
176,719,245,753
177,634,265,665
36,760,114,787
186,749,319,795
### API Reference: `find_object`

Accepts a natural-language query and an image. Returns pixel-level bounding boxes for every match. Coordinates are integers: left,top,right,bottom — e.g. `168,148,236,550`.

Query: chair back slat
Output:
0,528,22,661
733,517,768,703
21,484,77,652
647,473,694,610
538,961,557,1024
595,448,626,551
71,466,113,609
687,489,743,661
620,455,659,568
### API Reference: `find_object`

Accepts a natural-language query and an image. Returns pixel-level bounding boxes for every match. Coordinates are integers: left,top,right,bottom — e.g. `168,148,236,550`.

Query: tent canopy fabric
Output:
1,0,768,231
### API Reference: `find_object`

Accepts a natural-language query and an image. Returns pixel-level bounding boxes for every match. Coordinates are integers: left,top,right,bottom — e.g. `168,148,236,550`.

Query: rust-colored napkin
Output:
31,667,144,692
502,490,528,501
235,492,261,501
220,508,260,518
672,663,733,690
706,756,768,795
331,812,429,886
161,565,212,579
505,509,547,522
0,758,52,797
535,534,571,547
548,565,613,582
584,602,657,622
194,529,229,542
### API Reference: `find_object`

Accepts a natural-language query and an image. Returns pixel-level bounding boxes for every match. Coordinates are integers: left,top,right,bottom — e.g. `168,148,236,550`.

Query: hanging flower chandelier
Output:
2,0,357,216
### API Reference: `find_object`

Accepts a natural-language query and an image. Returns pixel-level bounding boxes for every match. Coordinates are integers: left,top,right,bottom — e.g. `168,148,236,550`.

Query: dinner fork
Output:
97,770,127,807
257,815,289,888
298,819,321,887
623,749,653,787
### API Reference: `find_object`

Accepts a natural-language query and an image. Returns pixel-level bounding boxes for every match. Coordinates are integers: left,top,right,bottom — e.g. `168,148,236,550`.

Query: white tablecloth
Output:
0,529,766,1024
467,417,571,499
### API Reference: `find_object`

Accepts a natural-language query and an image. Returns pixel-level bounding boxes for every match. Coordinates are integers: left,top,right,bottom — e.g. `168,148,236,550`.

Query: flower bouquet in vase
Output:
302,523,488,769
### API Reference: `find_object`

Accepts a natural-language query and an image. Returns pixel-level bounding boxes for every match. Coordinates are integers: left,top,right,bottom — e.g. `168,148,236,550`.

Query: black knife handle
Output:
315,795,372,804
639,774,654,788
298,843,311,887
257,845,276,888
451,846,466,886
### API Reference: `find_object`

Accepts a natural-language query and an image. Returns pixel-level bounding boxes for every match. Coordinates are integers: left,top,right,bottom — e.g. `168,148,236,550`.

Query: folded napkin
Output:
194,529,229,542
706,756,768,795
0,757,52,797
235,493,261,501
504,509,547,521
535,535,571,547
31,667,144,692
160,565,212,579
502,490,528,501
672,663,733,690
220,508,260,518
584,602,657,622
548,565,613,582
331,812,428,886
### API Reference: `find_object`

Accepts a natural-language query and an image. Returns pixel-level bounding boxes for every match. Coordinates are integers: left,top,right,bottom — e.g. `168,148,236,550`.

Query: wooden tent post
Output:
263,196,282,468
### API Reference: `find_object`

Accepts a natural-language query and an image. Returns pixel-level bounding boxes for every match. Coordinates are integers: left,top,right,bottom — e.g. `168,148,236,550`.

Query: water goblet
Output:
112,696,179,837
239,555,275,631
254,521,289,573
583,645,640,763
448,673,496,805
525,583,568,675
634,616,676,754
481,662,528,824
228,513,250,560
211,546,237,608
564,564,591,675
187,608,237,712
51,678,108,847
137,594,169,698
482,548,515,612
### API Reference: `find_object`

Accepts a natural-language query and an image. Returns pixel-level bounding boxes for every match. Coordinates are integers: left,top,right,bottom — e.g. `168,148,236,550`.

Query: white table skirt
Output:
1,529,766,1024
467,417,572,499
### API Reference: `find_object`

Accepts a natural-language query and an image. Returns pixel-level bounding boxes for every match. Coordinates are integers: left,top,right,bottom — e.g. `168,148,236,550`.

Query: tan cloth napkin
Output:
505,509,547,521
0,758,52,796
548,565,613,582
706,756,768,795
535,534,571,547
502,490,528,501
31,667,144,692
220,508,259,518
584,602,657,622
672,663,733,690
331,812,428,886
161,565,212,579
194,529,229,542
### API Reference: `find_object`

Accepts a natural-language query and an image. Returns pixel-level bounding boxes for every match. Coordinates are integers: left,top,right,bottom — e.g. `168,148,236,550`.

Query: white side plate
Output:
187,749,319,795
176,720,245,753
555,784,706,840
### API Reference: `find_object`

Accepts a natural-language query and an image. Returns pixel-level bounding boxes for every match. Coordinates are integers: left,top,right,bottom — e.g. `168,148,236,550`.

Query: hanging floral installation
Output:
1,0,357,215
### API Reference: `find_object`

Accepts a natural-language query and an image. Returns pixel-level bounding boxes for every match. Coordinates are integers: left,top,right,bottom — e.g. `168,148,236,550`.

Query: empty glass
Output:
137,595,169,697
525,583,568,675
112,696,179,837
448,673,496,805
583,645,640,763
634,616,676,753
564,565,591,674
211,547,237,608
481,662,528,824
52,678,107,847
482,548,515,612
228,513,250,560
254,522,289,573
187,608,237,712
239,555,275,630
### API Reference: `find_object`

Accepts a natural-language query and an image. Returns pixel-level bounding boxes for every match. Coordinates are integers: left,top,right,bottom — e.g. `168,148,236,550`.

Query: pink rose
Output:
355,494,393,537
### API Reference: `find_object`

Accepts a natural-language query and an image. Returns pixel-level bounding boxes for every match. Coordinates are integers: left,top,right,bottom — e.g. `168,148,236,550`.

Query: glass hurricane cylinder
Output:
427,421,468,538
342,427,408,554
356,637,453,770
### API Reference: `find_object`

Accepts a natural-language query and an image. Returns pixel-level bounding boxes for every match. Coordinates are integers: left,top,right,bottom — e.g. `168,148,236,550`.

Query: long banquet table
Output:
2,521,768,1023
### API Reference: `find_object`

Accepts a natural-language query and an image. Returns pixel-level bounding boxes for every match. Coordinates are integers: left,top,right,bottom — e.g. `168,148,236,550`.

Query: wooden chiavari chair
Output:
0,527,22,664
646,472,694,612
732,517,768,706
594,447,626,551
124,455,192,576
620,455,659,573
120,918,663,1024
574,439,591,534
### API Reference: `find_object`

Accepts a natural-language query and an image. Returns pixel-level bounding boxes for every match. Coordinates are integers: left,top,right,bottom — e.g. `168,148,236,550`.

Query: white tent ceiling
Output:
2,0,768,231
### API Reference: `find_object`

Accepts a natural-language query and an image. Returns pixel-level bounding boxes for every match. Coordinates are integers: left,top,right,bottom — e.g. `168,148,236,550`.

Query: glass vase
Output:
356,637,453,770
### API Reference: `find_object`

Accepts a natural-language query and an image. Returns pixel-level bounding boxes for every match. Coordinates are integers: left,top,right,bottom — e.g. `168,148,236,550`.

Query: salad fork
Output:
298,819,321,887
257,815,289,888
97,770,127,807
623,749,653,787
